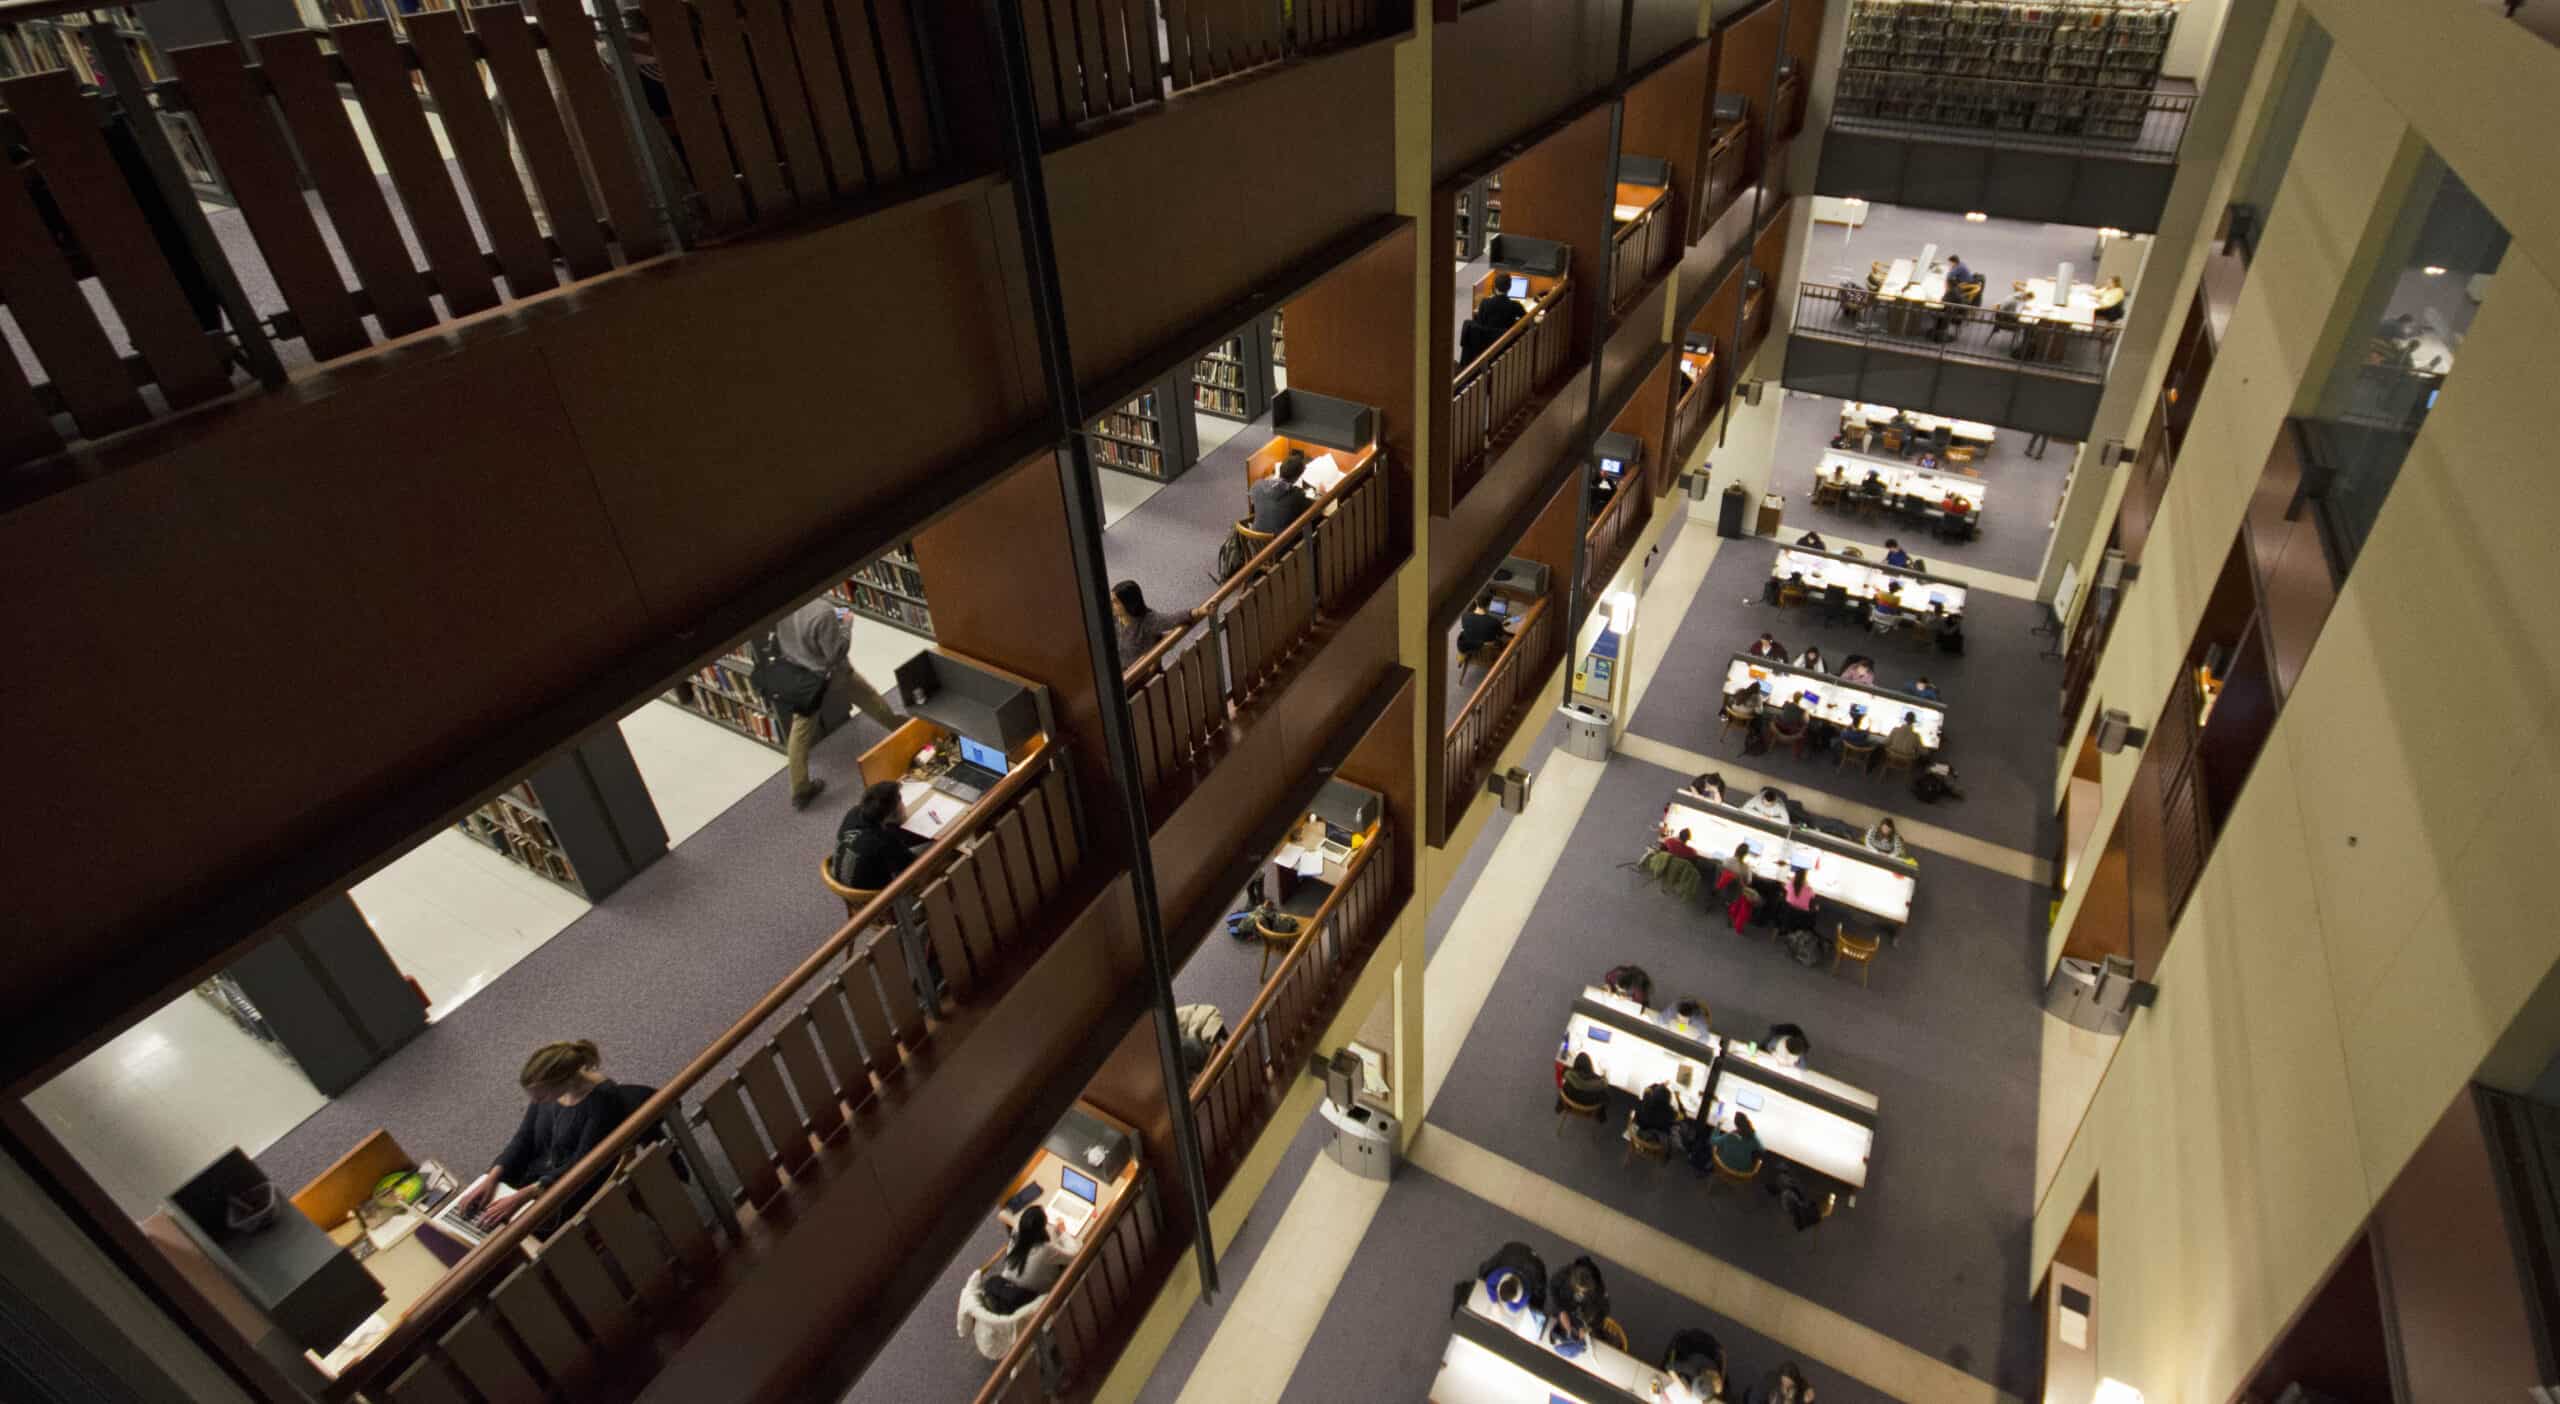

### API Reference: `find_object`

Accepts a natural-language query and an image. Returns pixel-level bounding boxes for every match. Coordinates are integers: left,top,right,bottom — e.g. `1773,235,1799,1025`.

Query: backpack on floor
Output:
1213,527,1252,583
1782,926,1832,968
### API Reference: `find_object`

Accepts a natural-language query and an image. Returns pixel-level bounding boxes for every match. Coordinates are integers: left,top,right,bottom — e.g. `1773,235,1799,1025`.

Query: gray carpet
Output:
839,1201,1021,1404
1423,746,2047,1395
1101,410,1271,631
1627,535,2061,856
255,713,892,1192
1798,205,2104,310
1768,389,2075,582
1131,1109,1333,1404
1278,1164,1897,1404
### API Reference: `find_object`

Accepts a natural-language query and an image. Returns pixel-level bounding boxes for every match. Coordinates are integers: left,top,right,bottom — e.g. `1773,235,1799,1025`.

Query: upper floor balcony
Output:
1781,278,2120,441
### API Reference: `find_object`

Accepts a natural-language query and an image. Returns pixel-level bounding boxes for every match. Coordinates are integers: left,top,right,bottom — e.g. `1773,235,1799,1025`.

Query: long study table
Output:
1723,653,1946,751
1554,985,1880,1192
1815,449,1984,522
1842,402,1995,446
1432,1279,1662,1402
1770,545,1968,617
1661,796,1917,926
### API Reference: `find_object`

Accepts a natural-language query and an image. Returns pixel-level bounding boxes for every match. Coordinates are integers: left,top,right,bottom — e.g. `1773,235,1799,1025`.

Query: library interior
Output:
0,1,2553,1403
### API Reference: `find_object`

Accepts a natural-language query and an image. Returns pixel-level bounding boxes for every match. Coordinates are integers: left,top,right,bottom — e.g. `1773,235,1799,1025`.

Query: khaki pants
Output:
786,669,901,800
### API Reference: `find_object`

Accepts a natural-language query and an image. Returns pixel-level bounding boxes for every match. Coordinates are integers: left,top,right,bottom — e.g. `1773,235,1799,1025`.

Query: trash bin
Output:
1560,701,1612,760
1717,482,1749,538
1321,1098,1399,1181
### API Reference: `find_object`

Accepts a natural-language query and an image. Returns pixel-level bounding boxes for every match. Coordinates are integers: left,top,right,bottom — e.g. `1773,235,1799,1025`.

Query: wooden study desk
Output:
1552,987,1882,1195
1472,267,1563,311
1723,653,1946,751
1769,545,1968,617
859,717,1043,844
1662,797,1916,925
1611,180,1667,226
1815,449,1985,523
992,1103,1139,1256
1432,1278,1665,1402
1244,433,1378,499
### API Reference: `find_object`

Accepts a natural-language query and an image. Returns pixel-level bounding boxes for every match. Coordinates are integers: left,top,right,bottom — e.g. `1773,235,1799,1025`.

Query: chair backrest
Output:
1836,925,1880,957
1715,1151,1762,1182
1237,516,1280,545
819,856,881,906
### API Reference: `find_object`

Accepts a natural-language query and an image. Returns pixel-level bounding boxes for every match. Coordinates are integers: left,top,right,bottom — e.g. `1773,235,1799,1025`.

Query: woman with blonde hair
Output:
453,1040,656,1233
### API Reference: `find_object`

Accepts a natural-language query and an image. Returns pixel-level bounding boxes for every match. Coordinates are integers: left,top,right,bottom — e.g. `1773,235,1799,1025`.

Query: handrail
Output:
1186,836,1385,1102
1120,450,1385,687
1450,594,1549,733
1831,70,2196,162
1454,279,1572,390
1792,281,2122,383
337,734,1061,1394
965,1165,1152,1404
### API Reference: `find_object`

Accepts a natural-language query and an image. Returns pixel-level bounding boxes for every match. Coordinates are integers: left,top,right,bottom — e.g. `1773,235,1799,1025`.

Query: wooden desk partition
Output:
1612,181,1668,219
293,1129,413,1228
859,716,943,787
1244,434,1380,488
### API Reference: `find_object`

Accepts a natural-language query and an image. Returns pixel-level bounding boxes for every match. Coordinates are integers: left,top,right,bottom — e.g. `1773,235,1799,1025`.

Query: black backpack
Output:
748,633,828,718
1783,926,1831,968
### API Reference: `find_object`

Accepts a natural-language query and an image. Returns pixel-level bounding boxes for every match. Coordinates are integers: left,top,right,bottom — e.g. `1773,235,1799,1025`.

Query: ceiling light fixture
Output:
1964,211,1989,222
2422,265,2448,276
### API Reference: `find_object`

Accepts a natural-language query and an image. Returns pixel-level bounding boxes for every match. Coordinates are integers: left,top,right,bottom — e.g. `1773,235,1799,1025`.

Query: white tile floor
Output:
353,829,588,1021
1194,410,1251,460
619,697,785,845
27,992,327,1219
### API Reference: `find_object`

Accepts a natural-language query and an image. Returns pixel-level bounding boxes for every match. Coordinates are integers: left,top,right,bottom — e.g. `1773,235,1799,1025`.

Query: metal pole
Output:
660,1108,742,1239
87,23,287,389
977,0,1222,1299
590,0,695,250
1720,0,1792,452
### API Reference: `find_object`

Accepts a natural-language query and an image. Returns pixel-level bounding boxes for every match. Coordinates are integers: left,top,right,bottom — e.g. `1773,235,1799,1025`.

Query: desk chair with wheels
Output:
1833,925,1882,986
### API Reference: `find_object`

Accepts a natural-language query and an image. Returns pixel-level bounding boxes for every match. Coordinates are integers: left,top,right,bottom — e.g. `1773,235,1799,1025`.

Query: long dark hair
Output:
1111,579,1150,619
1006,1205,1048,1274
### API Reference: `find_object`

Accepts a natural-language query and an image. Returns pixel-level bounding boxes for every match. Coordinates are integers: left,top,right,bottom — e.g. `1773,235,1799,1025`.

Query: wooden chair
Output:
1878,748,1918,782
1879,427,1904,455
1459,639,1503,685
1810,480,1843,510
1556,1086,1609,1135
1622,1114,1672,1168
1776,581,1806,609
819,857,882,922
1719,703,1757,749
1252,911,1303,981
1945,444,1979,467
1833,925,1882,986
1769,716,1810,759
1599,1318,1632,1352
1839,732,1882,774
1708,1149,1764,1196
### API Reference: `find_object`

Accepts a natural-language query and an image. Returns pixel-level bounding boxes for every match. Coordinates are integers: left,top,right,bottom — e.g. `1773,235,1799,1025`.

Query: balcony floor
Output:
1767,390,2072,583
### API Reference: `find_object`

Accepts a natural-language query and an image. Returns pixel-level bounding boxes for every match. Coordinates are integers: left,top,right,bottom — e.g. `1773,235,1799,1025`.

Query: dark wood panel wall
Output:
1787,0,1828,75
1621,43,1714,248
1045,43,1399,388
1516,464,1587,621
1611,355,1675,477
1285,224,1424,482
1498,104,1617,368
1716,0,1785,108
1432,0,1619,182
1427,367,1592,609
2372,1089,2548,1399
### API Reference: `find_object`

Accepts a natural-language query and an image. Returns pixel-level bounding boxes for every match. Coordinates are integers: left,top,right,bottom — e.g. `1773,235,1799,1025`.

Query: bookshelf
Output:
667,649,786,748
1088,365,1201,481
1834,0,2179,142
1271,307,1287,370
1193,335,1253,421
832,542,934,639
456,783,581,892
0,8,234,200
1453,172,1503,263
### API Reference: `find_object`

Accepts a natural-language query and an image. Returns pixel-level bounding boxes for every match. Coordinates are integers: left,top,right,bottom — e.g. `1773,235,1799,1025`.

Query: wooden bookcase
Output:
1194,334,1255,421
832,541,934,639
1835,0,2179,142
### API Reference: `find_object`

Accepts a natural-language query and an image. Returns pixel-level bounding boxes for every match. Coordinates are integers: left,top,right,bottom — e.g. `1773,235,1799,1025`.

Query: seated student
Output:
1774,869,1819,937
1691,772,1728,804
1749,1362,1817,1404
1111,580,1202,664
1863,816,1908,859
1724,684,1766,739
1884,711,1928,766
1865,260,1887,291
1633,1083,1681,1140
1456,591,1507,656
1882,538,1911,568
1660,826,1704,860
1747,631,1788,660
1763,1023,1810,1067
1249,451,1315,532
1712,844,1761,933
1932,604,1965,655
1545,1257,1611,1354
1794,528,1827,550
1793,644,1826,673
1709,1111,1762,1175
1458,291,1528,369
994,1205,1070,1294
1859,467,1886,495
1869,587,1905,633
1560,1051,1610,1109
454,1041,657,1235
833,781,917,889
1661,1327,1730,1404
1772,691,1811,740
1740,785,1791,823
1838,654,1876,684
1671,996,1710,1028
2093,274,2128,322
1603,963,1654,1008
1908,675,1941,700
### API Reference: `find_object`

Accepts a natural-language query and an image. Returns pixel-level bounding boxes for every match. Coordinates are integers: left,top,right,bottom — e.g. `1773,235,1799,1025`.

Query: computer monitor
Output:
1929,591,1947,606
958,736,1008,773
1505,274,1529,299
1060,1168,1098,1204
1599,456,1625,478
1487,597,1511,617
1789,853,1814,871
1801,690,1820,706
1586,1026,1613,1043
1743,838,1765,856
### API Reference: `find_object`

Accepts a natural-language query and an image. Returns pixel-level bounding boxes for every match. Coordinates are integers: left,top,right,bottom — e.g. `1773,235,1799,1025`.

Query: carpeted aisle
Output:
1101,413,1273,624
1627,535,2061,856
1279,1166,1896,1404
1765,389,2074,582
257,714,892,1190
1423,748,2049,1396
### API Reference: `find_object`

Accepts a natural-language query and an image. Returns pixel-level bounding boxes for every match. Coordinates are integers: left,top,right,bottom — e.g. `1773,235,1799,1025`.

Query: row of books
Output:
0,15,163,86
1090,432,1169,477
1095,410,1161,444
455,785,580,888
671,675,786,746
1841,0,2179,91
1090,391,1173,478
1272,307,1287,368
1193,359,1247,391
1194,384,1250,418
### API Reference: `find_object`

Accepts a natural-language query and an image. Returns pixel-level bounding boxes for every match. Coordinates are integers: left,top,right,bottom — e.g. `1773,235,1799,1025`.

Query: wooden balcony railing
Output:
1670,349,1719,462
1694,121,1749,243
1020,0,1402,135
1451,280,1577,504
1442,594,1558,821
969,1167,1167,1404
330,738,1085,1401
0,0,943,487
1610,199,1674,314
1122,451,1395,804
1581,479,1652,599
1190,829,1397,1187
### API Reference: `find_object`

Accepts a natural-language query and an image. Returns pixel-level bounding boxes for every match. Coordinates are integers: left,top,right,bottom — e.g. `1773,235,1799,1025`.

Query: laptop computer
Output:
932,735,1009,802
1047,1167,1099,1238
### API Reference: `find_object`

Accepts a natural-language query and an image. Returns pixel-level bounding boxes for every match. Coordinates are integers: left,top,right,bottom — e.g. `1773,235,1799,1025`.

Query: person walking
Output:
768,597,900,810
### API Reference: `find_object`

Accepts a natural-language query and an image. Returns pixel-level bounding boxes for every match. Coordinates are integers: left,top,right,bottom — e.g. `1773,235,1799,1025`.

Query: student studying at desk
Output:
453,1040,657,1237
1457,590,1508,655
832,781,917,889
1248,450,1315,531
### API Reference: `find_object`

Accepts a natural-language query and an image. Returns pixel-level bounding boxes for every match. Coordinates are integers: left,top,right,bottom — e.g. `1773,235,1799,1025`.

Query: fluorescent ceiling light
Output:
2422,265,2448,276
1964,211,1988,222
